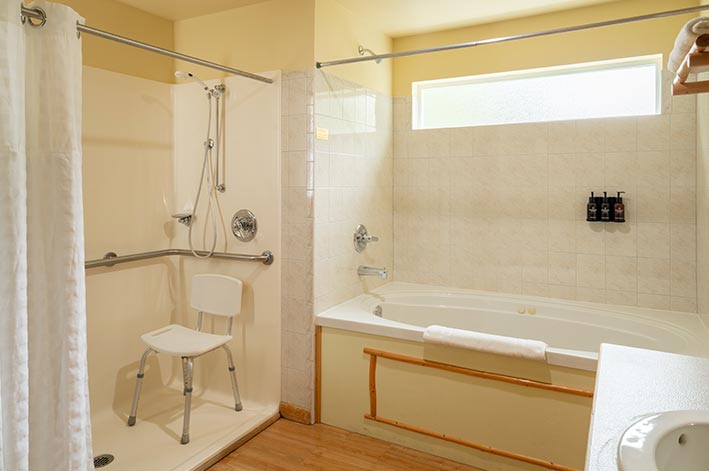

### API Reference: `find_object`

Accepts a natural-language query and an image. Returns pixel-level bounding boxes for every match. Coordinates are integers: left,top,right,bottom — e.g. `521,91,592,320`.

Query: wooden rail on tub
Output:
363,347,592,471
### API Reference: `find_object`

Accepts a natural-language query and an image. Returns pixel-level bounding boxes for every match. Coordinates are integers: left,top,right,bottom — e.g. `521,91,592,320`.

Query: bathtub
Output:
316,282,709,371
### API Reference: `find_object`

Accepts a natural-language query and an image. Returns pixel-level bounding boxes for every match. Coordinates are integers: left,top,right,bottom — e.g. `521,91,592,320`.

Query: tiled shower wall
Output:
313,72,393,314
392,72,698,312
280,70,393,415
281,70,315,412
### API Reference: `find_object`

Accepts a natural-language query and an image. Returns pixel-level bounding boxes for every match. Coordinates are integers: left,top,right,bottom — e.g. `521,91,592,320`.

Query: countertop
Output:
586,343,709,470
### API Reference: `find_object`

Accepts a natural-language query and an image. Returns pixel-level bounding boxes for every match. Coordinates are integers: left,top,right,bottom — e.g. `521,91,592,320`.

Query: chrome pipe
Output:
316,5,709,68
85,249,274,269
20,5,273,84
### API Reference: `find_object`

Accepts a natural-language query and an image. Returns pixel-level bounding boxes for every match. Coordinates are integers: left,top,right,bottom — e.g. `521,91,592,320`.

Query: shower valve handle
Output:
354,224,379,253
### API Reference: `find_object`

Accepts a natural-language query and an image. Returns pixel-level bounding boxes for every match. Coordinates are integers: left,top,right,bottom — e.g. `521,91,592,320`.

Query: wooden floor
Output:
210,419,484,471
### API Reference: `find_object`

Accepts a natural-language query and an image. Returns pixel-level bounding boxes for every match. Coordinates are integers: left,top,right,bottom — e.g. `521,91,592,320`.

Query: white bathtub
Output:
316,282,709,371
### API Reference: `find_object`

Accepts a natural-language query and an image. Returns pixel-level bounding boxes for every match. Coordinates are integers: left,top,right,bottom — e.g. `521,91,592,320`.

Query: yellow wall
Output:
173,0,315,81
314,0,392,94
56,0,175,83
392,0,700,96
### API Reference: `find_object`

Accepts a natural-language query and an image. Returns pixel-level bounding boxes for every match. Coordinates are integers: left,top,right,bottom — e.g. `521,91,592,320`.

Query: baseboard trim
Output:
279,401,312,424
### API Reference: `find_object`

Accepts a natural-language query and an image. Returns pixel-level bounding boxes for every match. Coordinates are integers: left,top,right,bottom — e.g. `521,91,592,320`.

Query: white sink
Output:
618,410,709,471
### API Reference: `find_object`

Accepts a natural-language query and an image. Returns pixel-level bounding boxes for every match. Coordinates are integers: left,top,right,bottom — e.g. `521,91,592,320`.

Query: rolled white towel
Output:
423,325,547,361
668,17,709,74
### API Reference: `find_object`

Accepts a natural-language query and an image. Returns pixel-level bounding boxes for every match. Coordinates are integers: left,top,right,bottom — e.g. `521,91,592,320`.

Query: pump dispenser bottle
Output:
586,192,598,221
614,191,626,222
600,192,611,221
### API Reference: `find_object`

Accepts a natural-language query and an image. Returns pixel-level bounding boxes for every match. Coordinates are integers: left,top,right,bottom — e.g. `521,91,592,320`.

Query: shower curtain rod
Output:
316,4,709,68
20,5,273,84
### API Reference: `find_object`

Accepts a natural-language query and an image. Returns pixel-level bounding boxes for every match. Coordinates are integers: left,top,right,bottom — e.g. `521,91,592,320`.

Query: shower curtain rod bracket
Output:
20,5,273,84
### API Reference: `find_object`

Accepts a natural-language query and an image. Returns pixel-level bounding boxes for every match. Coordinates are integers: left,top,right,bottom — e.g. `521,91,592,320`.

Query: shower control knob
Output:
232,209,257,242
354,224,379,253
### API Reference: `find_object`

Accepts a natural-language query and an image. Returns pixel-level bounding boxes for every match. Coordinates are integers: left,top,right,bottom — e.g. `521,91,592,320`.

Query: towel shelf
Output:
85,248,274,269
673,34,709,96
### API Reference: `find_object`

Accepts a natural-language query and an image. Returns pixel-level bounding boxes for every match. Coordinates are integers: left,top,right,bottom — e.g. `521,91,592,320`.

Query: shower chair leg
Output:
181,357,194,444
222,345,243,411
127,348,153,426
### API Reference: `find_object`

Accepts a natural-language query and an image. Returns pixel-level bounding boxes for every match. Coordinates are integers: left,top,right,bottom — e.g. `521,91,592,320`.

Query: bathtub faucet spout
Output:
358,265,388,279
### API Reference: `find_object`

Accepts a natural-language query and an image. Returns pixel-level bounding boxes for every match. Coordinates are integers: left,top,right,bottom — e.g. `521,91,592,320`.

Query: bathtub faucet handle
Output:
354,224,379,253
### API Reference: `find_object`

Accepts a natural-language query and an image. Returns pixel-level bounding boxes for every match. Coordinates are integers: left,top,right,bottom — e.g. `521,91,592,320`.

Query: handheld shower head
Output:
174,70,209,91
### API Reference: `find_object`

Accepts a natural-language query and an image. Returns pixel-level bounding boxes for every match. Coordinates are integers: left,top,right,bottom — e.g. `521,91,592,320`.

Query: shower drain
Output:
94,454,115,468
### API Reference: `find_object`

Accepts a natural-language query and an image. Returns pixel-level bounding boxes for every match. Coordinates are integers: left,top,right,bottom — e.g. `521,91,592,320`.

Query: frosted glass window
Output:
413,55,662,129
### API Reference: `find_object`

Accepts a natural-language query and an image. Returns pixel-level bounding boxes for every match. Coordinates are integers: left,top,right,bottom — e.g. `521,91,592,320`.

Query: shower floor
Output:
91,387,278,471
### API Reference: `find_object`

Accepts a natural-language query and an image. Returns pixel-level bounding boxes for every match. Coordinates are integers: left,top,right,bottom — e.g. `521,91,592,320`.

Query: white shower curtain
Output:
0,1,93,470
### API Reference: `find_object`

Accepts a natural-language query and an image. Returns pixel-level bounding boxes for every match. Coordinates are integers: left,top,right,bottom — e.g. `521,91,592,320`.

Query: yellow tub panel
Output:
321,328,594,471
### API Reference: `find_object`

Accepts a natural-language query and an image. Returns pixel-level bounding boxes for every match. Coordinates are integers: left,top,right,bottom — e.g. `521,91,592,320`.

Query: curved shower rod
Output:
316,4,709,68
20,5,273,84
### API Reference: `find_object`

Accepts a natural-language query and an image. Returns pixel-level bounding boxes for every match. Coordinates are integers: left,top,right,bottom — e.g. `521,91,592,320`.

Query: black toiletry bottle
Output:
600,191,611,221
586,192,598,221
614,191,626,222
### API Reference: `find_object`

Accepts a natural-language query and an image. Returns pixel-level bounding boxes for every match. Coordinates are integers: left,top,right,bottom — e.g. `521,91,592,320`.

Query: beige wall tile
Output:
637,223,670,259
604,152,637,188
548,252,577,286
637,293,670,310
548,284,576,300
605,223,637,257
576,287,606,303
637,150,670,189
671,296,698,313
548,121,576,154
577,254,605,289
637,258,670,295
575,222,605,255
670,112,697,151
605,256,637,292
574,119,605,153
549,154,575,187
606,290,638,307
604,117,636,152
392,98,697,312
636,115,670,151
670,224,697,261
670,259,697,298
670,149,696,189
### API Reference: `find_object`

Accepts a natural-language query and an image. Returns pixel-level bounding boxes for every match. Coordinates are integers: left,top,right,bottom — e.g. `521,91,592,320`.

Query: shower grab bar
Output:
85,248,274,269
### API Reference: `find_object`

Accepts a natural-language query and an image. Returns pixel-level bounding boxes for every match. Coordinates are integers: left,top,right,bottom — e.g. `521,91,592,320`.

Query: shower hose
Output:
188,92,228,258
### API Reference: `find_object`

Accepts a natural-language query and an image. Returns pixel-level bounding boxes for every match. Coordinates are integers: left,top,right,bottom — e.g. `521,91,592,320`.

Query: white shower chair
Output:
127,274,244,444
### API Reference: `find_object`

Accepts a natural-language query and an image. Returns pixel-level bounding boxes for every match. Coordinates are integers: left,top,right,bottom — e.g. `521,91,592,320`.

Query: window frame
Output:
411,54,663,130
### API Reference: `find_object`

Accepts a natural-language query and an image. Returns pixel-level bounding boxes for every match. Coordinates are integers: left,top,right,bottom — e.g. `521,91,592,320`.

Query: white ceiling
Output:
114,0,619,33
333,0,621,37
113,0,270,21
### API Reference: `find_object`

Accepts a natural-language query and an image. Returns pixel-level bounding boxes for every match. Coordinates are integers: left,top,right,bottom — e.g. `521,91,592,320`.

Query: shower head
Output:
175,70,209,91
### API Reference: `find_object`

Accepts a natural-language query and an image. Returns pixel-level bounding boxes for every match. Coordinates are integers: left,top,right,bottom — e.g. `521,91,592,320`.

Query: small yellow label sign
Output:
316,127,329,140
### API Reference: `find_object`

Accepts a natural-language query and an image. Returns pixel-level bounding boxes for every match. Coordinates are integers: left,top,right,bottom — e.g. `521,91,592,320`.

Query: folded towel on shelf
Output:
668,17,709,74
423,325,547,361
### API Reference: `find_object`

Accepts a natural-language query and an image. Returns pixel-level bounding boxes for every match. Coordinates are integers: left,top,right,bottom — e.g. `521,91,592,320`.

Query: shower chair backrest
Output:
191,274,243,318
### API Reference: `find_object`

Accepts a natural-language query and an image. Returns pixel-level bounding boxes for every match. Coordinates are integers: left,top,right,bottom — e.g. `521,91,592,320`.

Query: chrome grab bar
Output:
85,249,274,269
